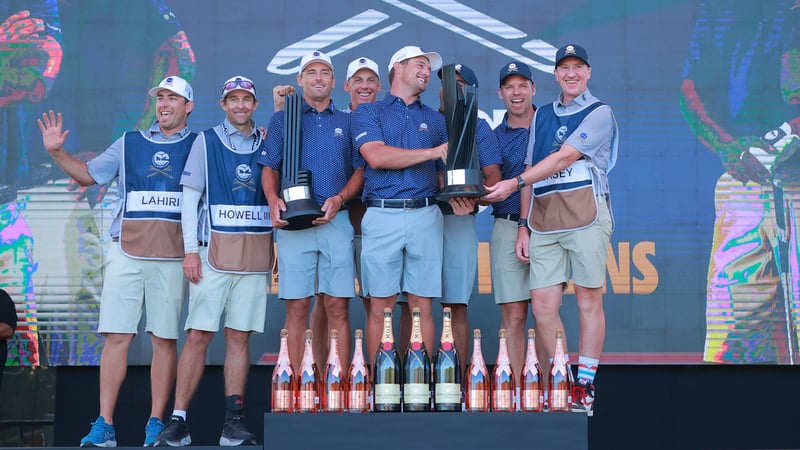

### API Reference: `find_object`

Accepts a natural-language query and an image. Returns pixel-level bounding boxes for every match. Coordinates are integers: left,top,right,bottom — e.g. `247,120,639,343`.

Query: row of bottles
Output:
271,307,571,413
272,327,371,413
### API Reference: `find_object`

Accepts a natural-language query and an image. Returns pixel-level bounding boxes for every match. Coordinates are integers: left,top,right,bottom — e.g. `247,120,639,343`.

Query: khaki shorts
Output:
98,242,185,339
490,217,531,304
184,247,268,333
529,198,612,290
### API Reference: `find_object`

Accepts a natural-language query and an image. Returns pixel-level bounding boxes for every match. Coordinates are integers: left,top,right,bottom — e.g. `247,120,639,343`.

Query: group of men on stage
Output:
38,42,618,447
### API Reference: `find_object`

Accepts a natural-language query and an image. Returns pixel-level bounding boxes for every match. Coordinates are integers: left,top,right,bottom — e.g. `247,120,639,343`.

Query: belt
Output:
366,197,434,209
493,213,520,222
198,241,208,247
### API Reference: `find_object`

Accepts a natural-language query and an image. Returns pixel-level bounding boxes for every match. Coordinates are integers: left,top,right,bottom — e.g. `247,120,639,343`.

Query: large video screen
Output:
1,0,798,366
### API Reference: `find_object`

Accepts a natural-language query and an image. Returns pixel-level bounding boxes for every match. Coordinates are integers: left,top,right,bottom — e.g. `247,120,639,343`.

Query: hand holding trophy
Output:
280,93,323,229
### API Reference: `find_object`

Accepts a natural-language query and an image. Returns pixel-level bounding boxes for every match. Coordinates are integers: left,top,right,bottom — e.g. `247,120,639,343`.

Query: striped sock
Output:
577,356,599,384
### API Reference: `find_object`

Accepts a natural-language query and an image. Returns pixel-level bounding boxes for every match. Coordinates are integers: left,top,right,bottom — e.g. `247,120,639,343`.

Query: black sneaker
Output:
153,416,191,447
219,416,256,446
570,380,595,415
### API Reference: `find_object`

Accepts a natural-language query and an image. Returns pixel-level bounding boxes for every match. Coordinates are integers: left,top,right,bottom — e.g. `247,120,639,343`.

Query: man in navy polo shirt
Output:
261,51,364,372
351,45,448,359
398,63,502,369
490,61,537,388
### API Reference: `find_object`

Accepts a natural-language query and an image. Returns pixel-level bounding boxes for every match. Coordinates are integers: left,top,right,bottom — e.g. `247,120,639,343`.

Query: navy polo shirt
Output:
259,99,363,205
492,114,530,215
476,118,502,169
351,93,447,200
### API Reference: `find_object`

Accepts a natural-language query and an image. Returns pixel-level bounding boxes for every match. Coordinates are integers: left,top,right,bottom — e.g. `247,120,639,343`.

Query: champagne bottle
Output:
373,308,401,412
347,329,370,413
520,329,544,412
465,329,489,412
434,307,461,412
403,307,431,412
322,329,344,413
297,329,320,413
271,328,296,413
548,329,571,412
492,328,515,412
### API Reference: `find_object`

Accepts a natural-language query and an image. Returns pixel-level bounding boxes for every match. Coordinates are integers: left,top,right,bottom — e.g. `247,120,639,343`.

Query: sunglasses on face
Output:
223,78,255,92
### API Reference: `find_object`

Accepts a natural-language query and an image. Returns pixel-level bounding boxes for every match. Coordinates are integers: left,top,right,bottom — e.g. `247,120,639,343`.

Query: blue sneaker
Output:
143,417,164,447
80,416,117,447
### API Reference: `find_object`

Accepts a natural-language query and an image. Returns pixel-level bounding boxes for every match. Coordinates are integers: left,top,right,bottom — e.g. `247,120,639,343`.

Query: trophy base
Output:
281,198,323,231
435,184,488,202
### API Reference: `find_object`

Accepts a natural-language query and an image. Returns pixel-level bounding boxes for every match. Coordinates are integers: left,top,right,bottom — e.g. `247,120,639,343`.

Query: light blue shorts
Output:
275,213,356,299
361,206,443,298
436,214,477,304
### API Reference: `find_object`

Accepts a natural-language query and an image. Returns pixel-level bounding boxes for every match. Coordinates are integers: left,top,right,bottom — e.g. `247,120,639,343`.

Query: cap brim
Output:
424,52,443,72
149,86,184,99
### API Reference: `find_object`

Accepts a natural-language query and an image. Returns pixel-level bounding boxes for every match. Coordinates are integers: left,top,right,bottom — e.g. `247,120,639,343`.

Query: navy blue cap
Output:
554,44,590,67
498,61,533,86
437,63,479,88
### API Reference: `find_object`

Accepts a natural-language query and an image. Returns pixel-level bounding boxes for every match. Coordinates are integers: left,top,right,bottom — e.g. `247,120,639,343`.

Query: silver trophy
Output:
436,64,486,201
280,93,323,230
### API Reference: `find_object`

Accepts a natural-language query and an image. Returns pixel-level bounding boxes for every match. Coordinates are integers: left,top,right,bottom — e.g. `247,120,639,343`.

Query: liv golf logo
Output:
266,0,559,76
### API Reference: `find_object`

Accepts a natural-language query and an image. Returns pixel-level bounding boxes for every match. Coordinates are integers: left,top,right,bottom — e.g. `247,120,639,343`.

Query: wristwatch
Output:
516,175,525,190
518,218,528,228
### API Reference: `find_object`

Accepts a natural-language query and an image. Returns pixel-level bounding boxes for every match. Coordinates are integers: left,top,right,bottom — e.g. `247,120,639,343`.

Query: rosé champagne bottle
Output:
403,307,431,412
322,329,344,412
548,329,571,412
492,328,515,412
297,329,320,413
347,329,370,413
271,328,296,412
464,329,489,412
520,329,544,412
373,308,401,412
434,307,461,412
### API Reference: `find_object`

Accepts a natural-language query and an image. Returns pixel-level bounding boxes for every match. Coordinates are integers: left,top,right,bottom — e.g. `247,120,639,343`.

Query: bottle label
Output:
521,389,542,410
374,383,401,404
403,383,430,404
549,388,569,411
468,390,487,410
298,391,318,411
325,391,343,411
434,383,461,404
493,389,514,411
272,389,294,412
348,389,368,411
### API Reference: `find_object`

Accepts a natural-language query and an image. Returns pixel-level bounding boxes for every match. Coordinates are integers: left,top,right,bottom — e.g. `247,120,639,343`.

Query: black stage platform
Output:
46,364,800,449
264,411,587,449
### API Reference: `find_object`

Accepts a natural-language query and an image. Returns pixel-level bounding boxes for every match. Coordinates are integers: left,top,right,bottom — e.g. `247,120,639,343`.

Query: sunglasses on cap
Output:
223,78,255,91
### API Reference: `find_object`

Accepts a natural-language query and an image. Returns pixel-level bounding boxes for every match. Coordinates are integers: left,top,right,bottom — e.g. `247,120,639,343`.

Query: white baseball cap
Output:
345,56,381,80
387,46,442,72
148,76,193,101
346,57,380,81
220,75,257,100
299,50,333,74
